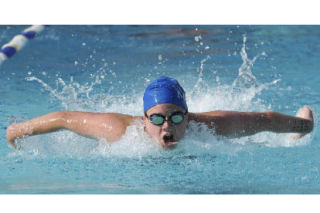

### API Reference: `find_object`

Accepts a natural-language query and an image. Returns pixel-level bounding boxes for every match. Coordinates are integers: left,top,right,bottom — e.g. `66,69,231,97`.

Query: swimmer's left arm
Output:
189,106,314,138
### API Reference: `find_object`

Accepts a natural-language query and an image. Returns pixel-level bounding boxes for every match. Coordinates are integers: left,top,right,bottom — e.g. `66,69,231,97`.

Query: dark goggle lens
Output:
171,114,184,123
149,112,185,125
150,116,164,125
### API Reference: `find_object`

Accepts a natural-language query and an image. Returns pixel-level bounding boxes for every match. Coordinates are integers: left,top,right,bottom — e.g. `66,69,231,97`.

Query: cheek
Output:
177,121,188,135
145,122,161,136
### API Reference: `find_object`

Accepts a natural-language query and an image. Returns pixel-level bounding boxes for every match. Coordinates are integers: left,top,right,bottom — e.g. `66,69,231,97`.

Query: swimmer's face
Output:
144,104,188,149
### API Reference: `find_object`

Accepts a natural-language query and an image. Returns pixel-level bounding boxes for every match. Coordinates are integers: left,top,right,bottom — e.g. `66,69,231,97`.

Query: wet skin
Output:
6,105,313,150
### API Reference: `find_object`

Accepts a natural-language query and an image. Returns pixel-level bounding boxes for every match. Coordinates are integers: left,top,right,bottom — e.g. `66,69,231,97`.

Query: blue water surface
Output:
0,25,319,194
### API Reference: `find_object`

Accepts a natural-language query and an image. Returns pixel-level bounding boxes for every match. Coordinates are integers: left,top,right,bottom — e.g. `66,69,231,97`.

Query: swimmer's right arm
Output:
6,111,139,149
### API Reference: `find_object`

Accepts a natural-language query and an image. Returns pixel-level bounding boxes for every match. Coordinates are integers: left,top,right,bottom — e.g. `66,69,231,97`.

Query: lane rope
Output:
0,25,46,66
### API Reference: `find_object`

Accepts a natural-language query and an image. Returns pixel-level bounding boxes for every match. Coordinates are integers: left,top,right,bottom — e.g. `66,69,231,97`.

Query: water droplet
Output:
194,35,202,42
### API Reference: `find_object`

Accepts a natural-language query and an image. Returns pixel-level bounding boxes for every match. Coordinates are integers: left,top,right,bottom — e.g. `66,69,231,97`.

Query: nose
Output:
161,119,173,130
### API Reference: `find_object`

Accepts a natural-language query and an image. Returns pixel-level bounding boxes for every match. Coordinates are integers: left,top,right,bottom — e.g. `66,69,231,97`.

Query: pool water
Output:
0,25,319,194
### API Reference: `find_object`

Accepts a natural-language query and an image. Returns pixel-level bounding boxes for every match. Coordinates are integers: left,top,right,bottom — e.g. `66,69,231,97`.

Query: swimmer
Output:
6,76,314,149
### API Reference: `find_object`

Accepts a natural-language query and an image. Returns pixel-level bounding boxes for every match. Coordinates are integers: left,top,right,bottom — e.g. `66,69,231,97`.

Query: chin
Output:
160,141,178,149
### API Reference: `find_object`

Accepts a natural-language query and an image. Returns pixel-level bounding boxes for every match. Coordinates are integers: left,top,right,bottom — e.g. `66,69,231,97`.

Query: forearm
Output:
229,111,314,137
263,112,313,134
6,111,66,148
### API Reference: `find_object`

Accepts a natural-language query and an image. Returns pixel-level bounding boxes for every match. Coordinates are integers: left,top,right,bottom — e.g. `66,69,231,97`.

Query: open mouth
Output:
162,133,177,147
163,134,174,142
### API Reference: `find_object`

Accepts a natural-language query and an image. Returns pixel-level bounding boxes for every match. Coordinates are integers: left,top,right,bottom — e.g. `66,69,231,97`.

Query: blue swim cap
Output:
143,76,188,113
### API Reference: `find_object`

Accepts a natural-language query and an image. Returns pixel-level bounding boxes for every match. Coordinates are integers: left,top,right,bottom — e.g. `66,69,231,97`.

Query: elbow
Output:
262,112,278,131
263,112,276,121
55,110,79,130
51,111,69,129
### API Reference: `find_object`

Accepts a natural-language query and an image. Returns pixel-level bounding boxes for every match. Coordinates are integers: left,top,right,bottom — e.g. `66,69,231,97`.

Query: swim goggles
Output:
145,111,188,126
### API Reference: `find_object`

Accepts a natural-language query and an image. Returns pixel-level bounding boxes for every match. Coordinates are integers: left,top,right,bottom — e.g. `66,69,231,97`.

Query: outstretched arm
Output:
189,106,314,138
6,111,139,149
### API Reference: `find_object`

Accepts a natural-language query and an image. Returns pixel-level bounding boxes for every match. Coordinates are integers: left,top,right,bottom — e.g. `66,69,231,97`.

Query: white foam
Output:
16,35,312,158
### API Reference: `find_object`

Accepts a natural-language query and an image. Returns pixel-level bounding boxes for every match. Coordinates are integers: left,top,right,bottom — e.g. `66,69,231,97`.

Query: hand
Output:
6,124,18,149
290,106,314,139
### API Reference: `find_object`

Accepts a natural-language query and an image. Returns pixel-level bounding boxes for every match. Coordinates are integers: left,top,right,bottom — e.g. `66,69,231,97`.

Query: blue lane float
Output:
0,25,45,66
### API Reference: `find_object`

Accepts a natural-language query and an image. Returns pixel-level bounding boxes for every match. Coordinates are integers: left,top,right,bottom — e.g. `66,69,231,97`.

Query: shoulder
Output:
98,113,141,141
112,113,141,126
75,112,142,142
187,111,228,129
188,111,224,122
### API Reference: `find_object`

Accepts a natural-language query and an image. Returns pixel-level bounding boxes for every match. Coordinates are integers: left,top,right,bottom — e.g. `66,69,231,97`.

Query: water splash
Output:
187,35,270,112
25,68,110,111
186,35,306,149
14,35,308,159
232,36,268,90
191,55,211,96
